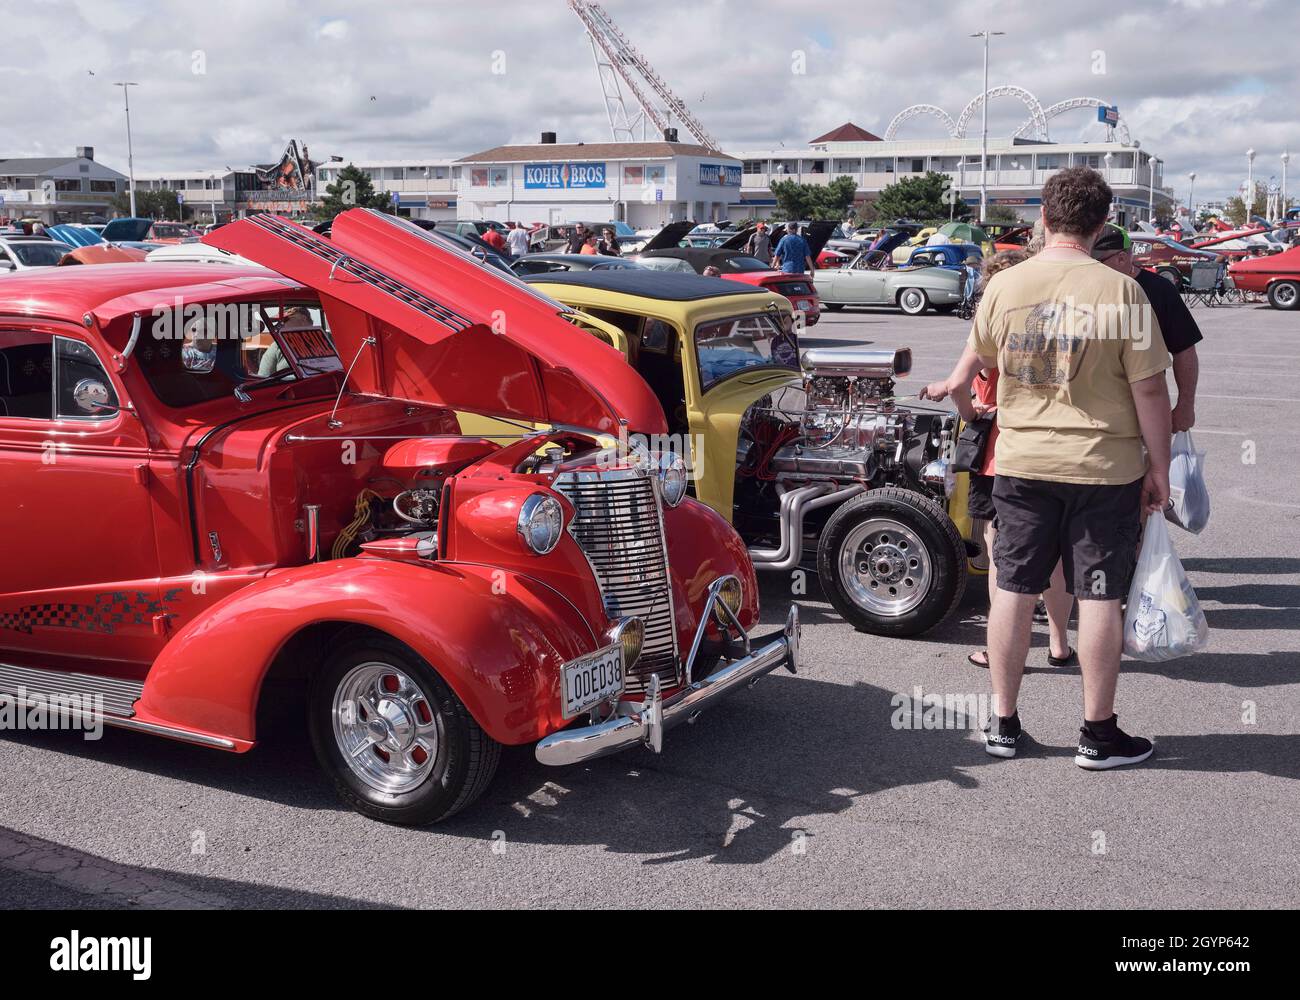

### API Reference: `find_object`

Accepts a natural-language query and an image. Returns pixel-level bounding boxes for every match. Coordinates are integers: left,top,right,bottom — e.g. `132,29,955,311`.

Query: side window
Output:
55,336,119,419
0,329,54,419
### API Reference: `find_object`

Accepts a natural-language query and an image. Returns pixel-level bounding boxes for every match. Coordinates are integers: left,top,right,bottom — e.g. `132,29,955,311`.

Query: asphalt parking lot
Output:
3,300,1298,909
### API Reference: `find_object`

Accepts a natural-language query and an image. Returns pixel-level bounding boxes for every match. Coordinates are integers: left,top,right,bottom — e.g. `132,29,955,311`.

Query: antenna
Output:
567,0,718,150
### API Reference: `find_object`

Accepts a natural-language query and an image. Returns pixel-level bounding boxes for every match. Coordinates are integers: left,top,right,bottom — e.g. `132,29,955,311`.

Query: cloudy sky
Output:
1,0,1295,202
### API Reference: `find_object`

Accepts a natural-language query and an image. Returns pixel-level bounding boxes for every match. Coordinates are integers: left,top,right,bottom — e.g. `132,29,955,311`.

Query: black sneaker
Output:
984,714,1025,758
1075,722,1154,770
1032,600,1049,624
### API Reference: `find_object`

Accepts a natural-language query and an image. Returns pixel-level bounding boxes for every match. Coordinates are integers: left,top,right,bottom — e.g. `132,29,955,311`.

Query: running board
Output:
0,663,235,750
0,663,143,717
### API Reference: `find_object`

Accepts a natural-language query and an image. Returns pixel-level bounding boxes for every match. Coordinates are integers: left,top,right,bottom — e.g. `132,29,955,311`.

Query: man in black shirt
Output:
1093,223,1201,432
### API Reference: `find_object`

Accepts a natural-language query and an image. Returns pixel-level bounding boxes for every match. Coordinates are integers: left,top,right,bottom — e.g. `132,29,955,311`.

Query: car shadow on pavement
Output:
0,674,1006,867
439,673,1006,865
0,825,392,910
1183,557,1300,575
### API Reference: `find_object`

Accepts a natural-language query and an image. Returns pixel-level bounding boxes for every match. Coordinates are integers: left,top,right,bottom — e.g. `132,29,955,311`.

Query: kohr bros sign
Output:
524,162,607,190
699,163,741,187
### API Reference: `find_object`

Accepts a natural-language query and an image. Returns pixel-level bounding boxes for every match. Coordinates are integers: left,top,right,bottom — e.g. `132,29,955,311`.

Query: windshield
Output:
9,242,70,266
136,299,341,407
637,256,695,273
695,312,799,391
722,255,771,272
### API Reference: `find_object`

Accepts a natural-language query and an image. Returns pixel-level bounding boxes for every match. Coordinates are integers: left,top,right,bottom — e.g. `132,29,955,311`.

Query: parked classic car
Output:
1228,243,1300,309
523,269,974,637
900,244,983,271
1130,235,1223,287
510,252,644,275
637,222,833,325
0,235,73,272
0,209,799,825
813,247,966,315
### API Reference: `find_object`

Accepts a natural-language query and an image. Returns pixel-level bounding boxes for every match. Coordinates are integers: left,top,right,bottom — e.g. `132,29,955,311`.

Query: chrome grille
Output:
553,467,681,693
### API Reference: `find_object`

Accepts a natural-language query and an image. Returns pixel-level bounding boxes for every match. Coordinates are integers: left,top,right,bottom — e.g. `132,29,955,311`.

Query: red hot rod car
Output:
0,209,798,824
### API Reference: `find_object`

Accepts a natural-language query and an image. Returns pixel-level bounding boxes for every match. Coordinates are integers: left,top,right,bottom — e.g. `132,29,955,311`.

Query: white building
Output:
133,169,252,223
453,137,743,229
730,122,1172,227
315,159,461,222
0,147,126,224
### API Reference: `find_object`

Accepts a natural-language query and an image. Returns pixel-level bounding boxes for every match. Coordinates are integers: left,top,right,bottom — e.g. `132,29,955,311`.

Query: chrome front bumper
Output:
535,603,800,767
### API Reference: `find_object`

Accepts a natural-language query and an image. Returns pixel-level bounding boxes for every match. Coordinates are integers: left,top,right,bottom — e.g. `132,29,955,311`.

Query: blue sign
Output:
699,163,741,187
1097,105,1120,126
523,162,606,189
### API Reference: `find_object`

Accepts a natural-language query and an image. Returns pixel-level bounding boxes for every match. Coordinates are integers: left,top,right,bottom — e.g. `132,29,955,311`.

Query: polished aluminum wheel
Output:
332,661,439,794
838,518,932,617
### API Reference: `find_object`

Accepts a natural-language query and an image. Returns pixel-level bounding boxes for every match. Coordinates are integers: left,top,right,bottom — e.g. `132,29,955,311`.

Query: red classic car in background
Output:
1130,234,1223,287
1228,244,1300,309
0,209,798,824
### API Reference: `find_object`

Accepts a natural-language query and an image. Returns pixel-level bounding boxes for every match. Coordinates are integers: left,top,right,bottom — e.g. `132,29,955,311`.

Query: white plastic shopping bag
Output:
1165,431,1210,534
1123,513,1209,661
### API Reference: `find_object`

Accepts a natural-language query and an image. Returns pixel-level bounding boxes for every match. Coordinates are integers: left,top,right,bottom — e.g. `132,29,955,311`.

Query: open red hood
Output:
205,210,666,435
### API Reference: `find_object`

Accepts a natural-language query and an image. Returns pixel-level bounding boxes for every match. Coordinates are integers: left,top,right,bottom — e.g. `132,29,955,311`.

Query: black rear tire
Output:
1157,267,1182,288
1267,280,1300,310
308,636,501,825
816,487,967,637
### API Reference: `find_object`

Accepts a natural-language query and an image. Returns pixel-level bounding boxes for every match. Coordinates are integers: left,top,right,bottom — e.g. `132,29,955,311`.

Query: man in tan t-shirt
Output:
951,167,1172,770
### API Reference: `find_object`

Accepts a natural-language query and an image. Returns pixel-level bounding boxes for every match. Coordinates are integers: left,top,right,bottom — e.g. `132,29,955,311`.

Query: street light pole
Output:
1187,171,1196,228
113,82,139,217
1103,152,1114,219
1282,151,1290,222
1148,155,1159,224
970,28,1004,222
1246,148,1256,223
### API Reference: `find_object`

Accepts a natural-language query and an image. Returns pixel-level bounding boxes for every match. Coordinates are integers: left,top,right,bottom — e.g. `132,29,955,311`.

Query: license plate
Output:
561,644,625,719
796,300,811,310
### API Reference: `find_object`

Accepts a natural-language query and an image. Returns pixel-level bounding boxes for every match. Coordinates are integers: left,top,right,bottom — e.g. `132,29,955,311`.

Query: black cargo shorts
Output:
991,474,1142,600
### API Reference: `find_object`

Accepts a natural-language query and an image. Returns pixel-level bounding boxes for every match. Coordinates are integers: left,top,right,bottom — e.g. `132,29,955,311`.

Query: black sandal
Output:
967,650,990,669
1048,647,1077,667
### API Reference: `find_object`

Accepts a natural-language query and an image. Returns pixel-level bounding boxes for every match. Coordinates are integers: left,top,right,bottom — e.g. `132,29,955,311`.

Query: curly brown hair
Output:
980,249,1028,285
1041,166,1113,238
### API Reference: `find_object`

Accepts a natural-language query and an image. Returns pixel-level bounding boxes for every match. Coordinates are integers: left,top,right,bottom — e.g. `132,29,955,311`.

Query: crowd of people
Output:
921,166,1205,771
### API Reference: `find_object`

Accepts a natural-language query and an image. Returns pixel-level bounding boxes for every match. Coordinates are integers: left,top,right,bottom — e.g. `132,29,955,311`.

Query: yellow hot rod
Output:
522,269,982,637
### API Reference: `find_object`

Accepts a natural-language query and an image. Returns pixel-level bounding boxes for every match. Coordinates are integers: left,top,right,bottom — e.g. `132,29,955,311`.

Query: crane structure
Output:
567,0,719,151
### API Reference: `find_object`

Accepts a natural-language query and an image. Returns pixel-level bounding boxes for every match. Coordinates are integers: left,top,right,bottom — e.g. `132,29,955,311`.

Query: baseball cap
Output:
1091,223,1132,256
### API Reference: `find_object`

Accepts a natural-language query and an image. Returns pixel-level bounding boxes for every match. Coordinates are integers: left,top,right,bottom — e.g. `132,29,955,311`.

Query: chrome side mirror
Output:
72,378,118,415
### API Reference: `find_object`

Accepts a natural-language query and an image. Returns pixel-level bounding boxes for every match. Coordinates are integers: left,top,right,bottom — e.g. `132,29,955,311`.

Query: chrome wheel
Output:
332,661,440,794
1270,282,1298,308
838,518,932,617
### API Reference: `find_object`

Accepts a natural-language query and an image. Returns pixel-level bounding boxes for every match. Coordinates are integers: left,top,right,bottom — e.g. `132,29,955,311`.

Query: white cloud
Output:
1,0,1296,202
317,18,349,41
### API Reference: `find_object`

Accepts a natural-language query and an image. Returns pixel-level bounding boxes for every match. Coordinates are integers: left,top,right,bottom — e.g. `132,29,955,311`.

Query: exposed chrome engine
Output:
741,348,949,489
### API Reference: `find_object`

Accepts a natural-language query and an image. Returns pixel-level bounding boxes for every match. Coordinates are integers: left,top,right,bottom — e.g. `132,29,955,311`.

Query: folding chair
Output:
1184,261,1222,308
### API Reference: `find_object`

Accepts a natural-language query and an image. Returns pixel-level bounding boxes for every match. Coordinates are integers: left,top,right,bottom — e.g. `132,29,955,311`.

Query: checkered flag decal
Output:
0,603,92,635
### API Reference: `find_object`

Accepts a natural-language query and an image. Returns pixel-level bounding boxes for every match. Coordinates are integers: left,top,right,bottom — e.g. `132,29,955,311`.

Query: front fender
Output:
663,497,760,637
134,558,598,748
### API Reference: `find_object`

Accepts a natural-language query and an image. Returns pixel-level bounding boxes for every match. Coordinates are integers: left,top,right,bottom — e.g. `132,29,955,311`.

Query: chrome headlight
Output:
657,450,688,507
607,616,644,670
920,457,956,498
712,575,743,624
517,494,564,555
